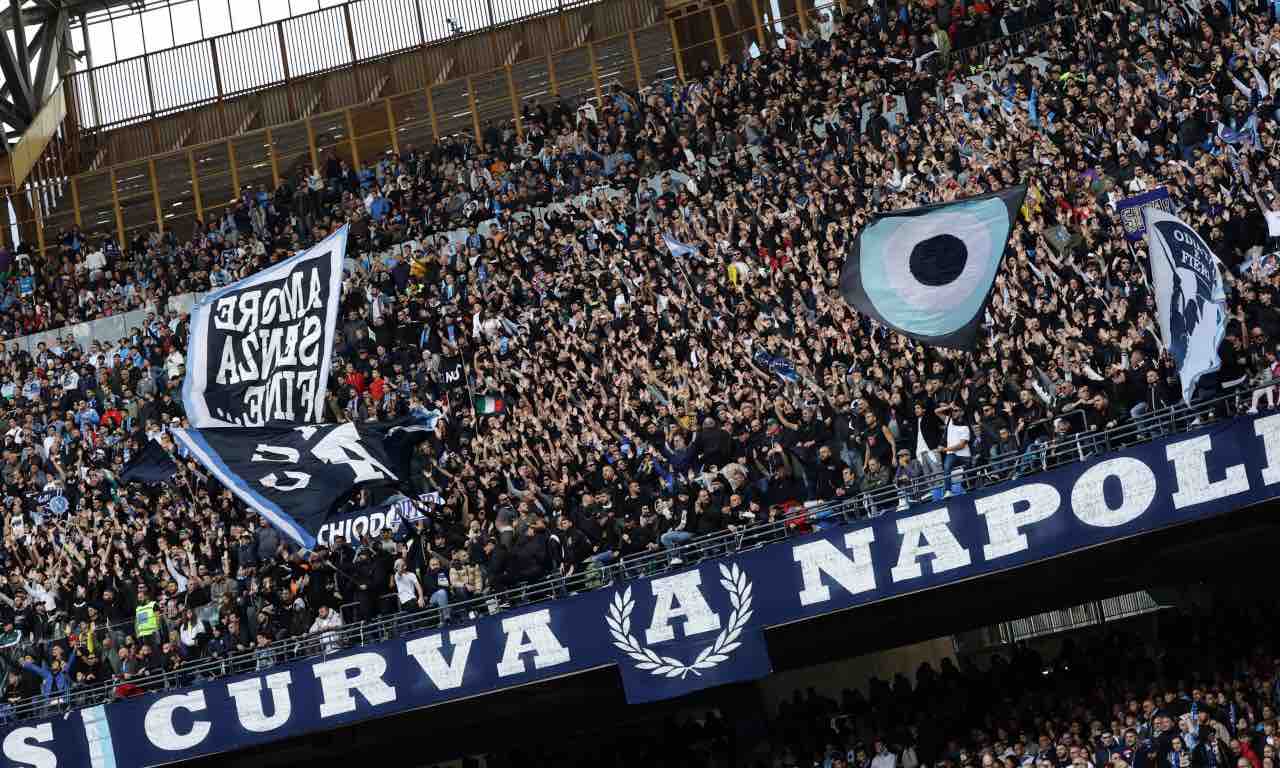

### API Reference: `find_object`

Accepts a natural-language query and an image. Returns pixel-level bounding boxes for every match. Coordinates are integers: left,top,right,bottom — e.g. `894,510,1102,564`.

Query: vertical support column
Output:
187,150,204,221
227,140,240,198
210,38,227,137
709,5,728,66
627,30,644,90
426,84,440,142
412,0,427,48
385,98,400,154
32,174,46,259
466,77,482,143
266,127,281,188
0,192,10,250
505,65,523,141
278,23,297,120
70,176,82,229
342,3,359,67
79,14,102,129
586,41,604,106
749,0,767,47
546,53,560,97
109,168,125,247
305,116,319,172
795,0,810,34
345,108,360,168
668,17,687,83
149,158,163,233
141,53,161,153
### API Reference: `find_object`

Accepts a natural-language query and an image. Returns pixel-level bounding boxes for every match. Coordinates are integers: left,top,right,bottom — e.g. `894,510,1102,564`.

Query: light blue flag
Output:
662,232,699,259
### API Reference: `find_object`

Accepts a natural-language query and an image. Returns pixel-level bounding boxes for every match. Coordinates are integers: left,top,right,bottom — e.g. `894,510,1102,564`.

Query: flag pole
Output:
460,345,482,431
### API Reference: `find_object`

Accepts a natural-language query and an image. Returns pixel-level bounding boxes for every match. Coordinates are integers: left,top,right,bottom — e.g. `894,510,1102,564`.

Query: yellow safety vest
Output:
135,602,159,637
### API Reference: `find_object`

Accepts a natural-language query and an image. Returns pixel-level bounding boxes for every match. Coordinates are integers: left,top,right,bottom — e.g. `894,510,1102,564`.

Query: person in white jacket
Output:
308,605,344,655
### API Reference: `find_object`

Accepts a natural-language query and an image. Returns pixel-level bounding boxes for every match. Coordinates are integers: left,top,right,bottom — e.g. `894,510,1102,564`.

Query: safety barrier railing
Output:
0,378,1270,725
996,590,1167,644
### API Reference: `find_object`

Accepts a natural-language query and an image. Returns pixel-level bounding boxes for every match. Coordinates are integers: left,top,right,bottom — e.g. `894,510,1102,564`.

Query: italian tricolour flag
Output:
473,395,505,415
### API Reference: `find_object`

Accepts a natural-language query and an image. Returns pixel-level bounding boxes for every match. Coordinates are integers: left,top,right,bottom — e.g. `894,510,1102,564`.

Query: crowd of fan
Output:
0,0,1277,714
500,596,1278,768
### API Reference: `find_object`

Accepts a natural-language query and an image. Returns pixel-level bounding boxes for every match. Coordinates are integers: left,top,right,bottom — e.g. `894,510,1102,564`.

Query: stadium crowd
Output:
493,596,1279,768
0,0,1277,713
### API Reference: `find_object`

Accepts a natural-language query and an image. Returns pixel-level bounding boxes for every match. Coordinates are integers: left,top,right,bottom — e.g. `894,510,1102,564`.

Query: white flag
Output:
1144,208,1228,402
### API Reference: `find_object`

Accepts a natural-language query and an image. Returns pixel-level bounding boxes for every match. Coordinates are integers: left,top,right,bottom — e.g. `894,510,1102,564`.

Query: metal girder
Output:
0,0,141,33
32,6,67,101
0,97,25,128
0,0,73,146
9,2,31,96
0,17,33,120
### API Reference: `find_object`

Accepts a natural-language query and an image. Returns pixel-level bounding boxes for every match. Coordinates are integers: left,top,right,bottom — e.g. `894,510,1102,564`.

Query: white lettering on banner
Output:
313,653,397,718
1071,457,1157,527
891,509,972,583
206,263,328,425
1,723,55,768
1166,435,1249,509
1254,414,1280,485
143,691,211,751
496,610,571,677
793,528,877,606
405,627,478,691
260,471,311,492
309,423,397,484
227,672,294,733
644,571,722,644
974,483,1060,561
251,444,299,463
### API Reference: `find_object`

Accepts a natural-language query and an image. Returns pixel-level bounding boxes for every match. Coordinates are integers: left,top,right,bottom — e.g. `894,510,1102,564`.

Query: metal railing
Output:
996,590,1167,644
0,379,1270,725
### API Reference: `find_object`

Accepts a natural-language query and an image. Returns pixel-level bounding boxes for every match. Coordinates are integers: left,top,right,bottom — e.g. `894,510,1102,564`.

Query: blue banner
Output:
1116,187,1172,243
9,413,1280,767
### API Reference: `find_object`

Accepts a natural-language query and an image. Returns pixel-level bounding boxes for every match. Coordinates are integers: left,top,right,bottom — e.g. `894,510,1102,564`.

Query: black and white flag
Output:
182,226,348,428
1145,208,1228,402
171,411,437,549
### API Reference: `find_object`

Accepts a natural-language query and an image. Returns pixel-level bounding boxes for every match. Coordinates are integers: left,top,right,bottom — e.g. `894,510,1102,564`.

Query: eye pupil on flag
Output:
909,234,968,287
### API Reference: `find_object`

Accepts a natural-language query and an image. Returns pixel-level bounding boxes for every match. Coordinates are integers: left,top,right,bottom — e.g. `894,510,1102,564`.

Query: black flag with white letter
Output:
839,187,1025,349
171,411,437,549
182,226,348,428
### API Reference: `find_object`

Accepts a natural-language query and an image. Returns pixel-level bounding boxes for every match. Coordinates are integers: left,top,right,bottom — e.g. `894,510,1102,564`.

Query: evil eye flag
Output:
838,186,1026,349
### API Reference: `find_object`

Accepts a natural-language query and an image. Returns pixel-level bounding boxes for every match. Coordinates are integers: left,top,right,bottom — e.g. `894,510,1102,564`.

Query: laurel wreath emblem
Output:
606,563,753,679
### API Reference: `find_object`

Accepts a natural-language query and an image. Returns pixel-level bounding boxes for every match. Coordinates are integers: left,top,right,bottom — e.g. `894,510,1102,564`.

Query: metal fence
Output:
0,380,1269,725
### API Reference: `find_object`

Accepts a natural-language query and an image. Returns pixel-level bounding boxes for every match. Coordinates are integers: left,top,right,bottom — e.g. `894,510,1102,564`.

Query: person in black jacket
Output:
689,417,733,469
508,525,549,584
345,549,378,622
619,514,659,559
692,490,725,536
551,516,592,576
909,399,944,480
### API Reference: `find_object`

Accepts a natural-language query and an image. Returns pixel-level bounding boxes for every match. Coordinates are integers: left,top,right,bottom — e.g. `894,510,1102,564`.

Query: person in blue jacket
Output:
20,649,76,703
